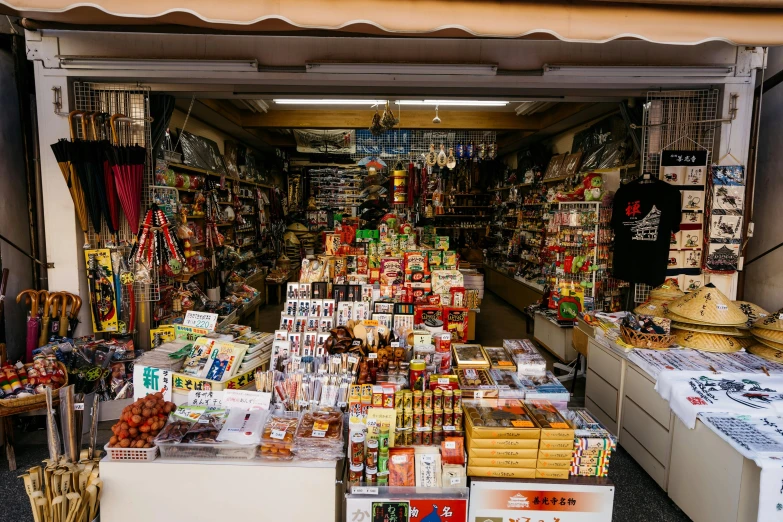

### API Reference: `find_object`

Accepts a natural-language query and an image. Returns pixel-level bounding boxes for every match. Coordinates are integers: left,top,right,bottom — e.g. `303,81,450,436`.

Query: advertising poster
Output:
468,480,614,522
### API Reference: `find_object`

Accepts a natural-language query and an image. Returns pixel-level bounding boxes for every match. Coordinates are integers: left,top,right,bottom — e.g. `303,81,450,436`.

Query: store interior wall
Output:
742,47,783,311
0,37,35,362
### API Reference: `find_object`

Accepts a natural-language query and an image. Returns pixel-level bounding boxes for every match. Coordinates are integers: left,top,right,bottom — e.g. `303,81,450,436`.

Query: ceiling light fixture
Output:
59,58,259,72
273,99,387,106
396,100,509,107
542,65,734,77
306,63,497,76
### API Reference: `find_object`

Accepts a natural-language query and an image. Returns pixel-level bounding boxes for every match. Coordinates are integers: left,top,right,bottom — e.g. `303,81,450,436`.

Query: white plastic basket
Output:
104,443,159,462
157,441,257,460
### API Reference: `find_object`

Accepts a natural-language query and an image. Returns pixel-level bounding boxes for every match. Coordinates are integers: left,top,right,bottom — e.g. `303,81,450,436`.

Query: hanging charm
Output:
437,144,448,168
446,148,456,170
426,143,437,166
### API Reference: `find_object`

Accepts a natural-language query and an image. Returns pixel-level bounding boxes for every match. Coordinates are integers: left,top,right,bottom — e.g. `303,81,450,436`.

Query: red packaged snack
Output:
388,447,416,486
380,257,404,285
356,255,368,275
415,305,443,326
444,307,470,342
441,437,465,465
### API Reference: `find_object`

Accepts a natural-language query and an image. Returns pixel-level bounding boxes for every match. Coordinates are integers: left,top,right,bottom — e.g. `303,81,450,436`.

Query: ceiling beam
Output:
241,110,540,130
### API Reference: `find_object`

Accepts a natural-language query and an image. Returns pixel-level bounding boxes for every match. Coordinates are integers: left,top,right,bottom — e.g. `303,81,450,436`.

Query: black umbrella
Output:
150,94,175,154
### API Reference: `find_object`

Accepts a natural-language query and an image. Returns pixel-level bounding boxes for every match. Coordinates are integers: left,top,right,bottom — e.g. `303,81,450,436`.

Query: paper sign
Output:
74,403,84,411
133,364,172,401
183,311,219,331
188,390,224,407
222,389,271,410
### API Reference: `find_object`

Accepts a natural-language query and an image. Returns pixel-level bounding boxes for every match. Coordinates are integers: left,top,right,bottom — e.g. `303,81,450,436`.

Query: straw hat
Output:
666,283,747,326
733,301,771,329
747,344,783,363
737,336,756,348
649,279,685,301
665,310,725,326
287,222,308,233
752,308,783,332
750,327,783,344
673,329,744,353
670,322,744,337
754,336,783,351
633,299,669,318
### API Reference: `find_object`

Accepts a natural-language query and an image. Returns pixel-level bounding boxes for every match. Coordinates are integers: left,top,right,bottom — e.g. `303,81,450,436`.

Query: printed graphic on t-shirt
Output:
625,205,661,241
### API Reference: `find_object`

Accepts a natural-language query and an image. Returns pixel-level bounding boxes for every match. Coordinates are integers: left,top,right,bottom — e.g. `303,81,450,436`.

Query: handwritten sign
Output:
188,390,224,407
183,311,219,331
222,389,271,410
133,364,172,401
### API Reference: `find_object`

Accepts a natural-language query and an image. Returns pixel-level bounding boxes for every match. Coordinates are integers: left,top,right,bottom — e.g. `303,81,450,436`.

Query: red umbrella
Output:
106,114,146,235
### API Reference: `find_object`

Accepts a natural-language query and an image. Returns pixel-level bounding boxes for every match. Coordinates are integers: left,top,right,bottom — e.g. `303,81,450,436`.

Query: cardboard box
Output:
469,457,537,469
467,467,536,479
536,469,570,480
571,465,610,477
537,448,573,460
539,439,576,451
525,400,575,440
574,448,612,458
468,447,539,459
536,458,572,469
464,414,540,440
572,455,611,467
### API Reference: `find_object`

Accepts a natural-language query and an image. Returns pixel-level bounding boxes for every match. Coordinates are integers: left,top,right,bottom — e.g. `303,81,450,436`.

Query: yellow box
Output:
468,447,539,459
538,439,575,451
172,363,259,393
537,449,573,460
539,428,576,440
536,469,570,480
469,457,537,469
464,411,540,440
525,400,575,440
536,458,572,469
468,466,536,479
467,437,540,449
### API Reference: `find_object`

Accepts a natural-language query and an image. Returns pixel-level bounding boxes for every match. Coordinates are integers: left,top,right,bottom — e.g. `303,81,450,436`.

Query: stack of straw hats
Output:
665,283,751,353
633,279,685,318
749,308,783,360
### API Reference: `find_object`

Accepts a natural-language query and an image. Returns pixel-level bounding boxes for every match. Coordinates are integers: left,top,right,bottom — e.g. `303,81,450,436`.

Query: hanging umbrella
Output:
50,111,90,245
88,113,121,237
16,289,39,362
107,114,145,235
68,295,82,336
66,119,104,235
150,94,176,154
80,133,113,235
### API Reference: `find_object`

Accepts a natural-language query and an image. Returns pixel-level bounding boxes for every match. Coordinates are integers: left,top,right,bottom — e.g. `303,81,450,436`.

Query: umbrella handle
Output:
17,289,38,316
71,295,82,319
46,293,62,320
67,111,84,141
109,114,128,145
37,290,50,312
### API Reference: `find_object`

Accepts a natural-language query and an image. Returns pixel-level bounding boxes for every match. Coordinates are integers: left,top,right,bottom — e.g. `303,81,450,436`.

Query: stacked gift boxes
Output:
564,408,616,477
528,400,576,480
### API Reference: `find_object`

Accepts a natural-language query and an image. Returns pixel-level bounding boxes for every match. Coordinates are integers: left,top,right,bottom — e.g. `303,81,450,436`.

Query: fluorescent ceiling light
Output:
59,58,259,72
396,100,509,107
543,65,733,77
273,99,387,106
306,63,497,76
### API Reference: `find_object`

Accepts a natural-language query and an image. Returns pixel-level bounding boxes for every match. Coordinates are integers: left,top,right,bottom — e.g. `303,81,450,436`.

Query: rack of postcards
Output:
542,201,620,312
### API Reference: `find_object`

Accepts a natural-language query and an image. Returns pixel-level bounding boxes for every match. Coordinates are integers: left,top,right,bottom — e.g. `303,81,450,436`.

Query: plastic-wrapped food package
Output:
259,414,300,460
217,409,266,445
181,408,229,444
293,408,344,460
154,405,206,444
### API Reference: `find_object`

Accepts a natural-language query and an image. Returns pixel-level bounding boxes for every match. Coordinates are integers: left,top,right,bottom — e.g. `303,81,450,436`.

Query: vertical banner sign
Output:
706,165,746,273
468,479,615,522
84,249,119,332
133,364,172,401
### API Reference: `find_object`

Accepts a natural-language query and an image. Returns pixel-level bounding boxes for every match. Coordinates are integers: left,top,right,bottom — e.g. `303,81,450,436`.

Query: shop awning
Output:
3,0,783,46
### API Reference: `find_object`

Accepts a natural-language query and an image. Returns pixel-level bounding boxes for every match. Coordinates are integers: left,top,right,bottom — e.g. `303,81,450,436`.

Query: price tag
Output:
443,425,457,431
348,355,359,366
368,353,378,359
391,454,408,464
473,390,484,400
391,342,400,348
352,486,379,495
445,441,457,449
183,311,219,331
450,477,461,486
74,403,84,411
437,378,450,385
421,454,435,463
270,429,286,440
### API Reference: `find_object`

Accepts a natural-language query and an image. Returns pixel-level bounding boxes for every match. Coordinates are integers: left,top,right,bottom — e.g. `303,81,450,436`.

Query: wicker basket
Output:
620,325,675,350
0,362,69,410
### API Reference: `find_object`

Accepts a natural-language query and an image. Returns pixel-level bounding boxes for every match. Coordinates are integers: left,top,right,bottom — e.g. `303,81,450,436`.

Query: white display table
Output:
101,457,343,522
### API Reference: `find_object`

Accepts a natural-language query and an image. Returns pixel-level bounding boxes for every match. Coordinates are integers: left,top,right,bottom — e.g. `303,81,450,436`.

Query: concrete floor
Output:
0,290,690,521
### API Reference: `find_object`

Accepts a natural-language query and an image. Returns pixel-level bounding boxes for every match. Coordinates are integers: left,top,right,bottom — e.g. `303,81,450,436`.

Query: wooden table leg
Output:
265,285,269,305
3,417,16,471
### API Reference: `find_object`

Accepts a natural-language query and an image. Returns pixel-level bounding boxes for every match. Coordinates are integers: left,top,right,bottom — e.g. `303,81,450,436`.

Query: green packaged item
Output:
428,250,443,268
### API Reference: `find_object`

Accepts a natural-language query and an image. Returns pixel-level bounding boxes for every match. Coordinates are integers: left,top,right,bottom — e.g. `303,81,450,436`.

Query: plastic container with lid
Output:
409,359,427,392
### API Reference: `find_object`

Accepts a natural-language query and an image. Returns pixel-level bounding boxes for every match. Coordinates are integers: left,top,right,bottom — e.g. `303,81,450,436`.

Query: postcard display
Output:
705,164,746,273
659,150,708,292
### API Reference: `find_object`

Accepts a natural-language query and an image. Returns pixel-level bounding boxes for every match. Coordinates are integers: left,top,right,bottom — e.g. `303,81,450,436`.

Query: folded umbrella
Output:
50,112,90,246
16,289,39,362
38,293,54,347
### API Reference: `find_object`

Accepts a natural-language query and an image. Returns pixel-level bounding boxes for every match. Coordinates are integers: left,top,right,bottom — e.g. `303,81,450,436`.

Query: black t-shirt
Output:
610,179,681,286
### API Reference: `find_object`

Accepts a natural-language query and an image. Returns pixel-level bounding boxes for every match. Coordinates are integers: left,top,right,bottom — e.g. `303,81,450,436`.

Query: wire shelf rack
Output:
73,82,159,302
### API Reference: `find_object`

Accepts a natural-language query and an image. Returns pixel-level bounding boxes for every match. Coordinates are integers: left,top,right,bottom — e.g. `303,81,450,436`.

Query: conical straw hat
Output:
667,283,747,326
670,322,744,337
665,310,727,326
748,343,783,363
633,299,669,318
751,327,783,344
733,301,771,329
754,336,783,351
737,336,756,348
650,279,685,301
752,308,783,332
673,329,743,353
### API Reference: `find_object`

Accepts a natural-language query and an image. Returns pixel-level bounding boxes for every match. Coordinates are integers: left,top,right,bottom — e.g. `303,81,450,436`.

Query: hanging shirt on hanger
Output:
610,178,682,286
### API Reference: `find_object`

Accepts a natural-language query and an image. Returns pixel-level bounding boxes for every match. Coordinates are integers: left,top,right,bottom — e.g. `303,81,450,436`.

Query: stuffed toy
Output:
582,173,604,201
